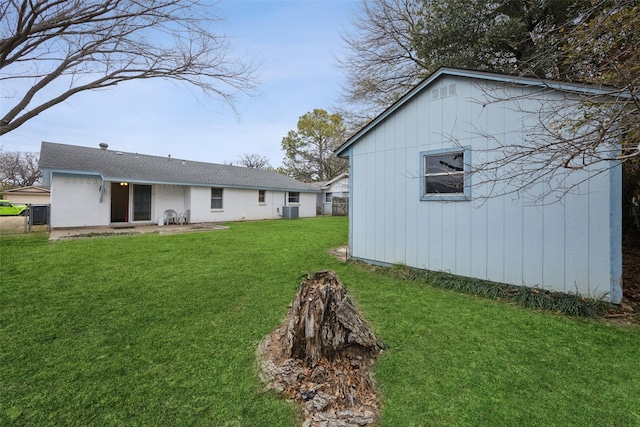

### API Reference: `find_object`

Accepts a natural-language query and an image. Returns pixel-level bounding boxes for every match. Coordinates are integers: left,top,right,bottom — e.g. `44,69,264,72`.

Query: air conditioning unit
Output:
282,206,299,219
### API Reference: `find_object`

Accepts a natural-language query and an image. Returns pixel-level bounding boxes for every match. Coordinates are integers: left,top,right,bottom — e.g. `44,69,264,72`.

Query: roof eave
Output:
46,169,319,192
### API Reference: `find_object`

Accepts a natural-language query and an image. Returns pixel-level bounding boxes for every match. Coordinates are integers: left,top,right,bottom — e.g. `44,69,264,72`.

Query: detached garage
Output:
336,68,622,304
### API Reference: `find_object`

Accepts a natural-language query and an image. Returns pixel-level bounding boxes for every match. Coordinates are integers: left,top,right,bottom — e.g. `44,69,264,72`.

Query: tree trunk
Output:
283,270,382,367
257,270,383,426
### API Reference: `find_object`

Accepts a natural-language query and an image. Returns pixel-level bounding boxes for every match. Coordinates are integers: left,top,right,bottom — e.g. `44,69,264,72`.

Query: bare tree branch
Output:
341,0,638,201
465,0,639,200
225,153,271,170
336,0,426,130
0,0,259,136
336,0,594,131
459,80,634,203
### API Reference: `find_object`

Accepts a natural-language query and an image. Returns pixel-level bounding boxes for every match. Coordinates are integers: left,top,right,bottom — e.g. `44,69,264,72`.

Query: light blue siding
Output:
588,171,615,296
469,198,489,280
542,199,566,290
486,196,506,283
503,196,524,286
564,180,590,292
454,201,472,277
521,193,545,288
609,163,623,303
343,73,622,303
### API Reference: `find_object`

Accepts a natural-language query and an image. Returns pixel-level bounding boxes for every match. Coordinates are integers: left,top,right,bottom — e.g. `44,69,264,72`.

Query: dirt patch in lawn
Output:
327,245,350,263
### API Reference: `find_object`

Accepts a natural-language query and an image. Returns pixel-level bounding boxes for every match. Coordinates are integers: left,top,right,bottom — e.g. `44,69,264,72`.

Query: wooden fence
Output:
331,197,349,216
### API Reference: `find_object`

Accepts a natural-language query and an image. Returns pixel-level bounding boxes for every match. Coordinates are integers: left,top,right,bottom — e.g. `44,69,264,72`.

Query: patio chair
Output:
164,209,178,225
178,210,190,225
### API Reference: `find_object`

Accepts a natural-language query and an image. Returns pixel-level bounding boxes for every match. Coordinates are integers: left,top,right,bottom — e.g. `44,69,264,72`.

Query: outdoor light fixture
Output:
120,182,129,187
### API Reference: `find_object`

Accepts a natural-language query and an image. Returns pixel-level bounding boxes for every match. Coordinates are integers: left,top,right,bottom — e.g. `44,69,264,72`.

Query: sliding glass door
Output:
133,185,152,221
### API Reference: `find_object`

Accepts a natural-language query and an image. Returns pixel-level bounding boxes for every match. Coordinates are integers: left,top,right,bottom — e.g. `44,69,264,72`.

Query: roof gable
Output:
335,67,618,157
39,142,318,192
3,186,50,194
320,172,349,190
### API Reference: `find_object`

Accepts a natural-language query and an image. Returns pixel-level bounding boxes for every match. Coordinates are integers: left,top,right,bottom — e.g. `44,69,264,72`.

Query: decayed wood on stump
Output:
258,270,383,426
284,270,382,367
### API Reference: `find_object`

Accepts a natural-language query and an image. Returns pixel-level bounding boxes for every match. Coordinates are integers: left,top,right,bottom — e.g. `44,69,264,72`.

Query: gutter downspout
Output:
99,175,106,203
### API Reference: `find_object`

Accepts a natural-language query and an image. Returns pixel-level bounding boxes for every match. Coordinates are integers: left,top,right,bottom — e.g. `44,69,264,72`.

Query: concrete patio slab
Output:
49,223,229,240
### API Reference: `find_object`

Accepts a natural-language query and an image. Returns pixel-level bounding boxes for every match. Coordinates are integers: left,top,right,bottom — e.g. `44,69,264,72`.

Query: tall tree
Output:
456,0,639,199
0,0,258,136
556,0,639,164
411,0,590,78
339,0,638,199
338,0,592,124
0,150,42,187
281,109,348,182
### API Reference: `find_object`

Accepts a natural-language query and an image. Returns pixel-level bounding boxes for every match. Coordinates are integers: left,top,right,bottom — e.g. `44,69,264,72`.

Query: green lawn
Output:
1,217,639,426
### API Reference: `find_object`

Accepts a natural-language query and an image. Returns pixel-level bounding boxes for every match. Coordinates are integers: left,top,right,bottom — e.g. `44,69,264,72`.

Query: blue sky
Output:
1,0,358,167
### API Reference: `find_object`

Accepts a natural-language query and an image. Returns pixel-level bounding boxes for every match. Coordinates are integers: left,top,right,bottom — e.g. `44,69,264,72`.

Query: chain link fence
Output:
0,204,50,235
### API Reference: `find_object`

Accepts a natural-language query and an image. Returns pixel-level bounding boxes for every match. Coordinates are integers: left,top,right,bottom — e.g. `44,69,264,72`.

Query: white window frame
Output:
288,191,300,204
325,192,332,203
420,147,471,201
211,187,223,210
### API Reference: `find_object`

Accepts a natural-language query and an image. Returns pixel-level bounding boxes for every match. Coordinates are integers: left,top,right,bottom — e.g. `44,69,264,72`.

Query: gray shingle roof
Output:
39,142,319,192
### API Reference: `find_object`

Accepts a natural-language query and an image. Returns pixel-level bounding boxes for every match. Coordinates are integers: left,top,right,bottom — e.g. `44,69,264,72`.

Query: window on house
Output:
288,192,300,203
211,188,223,209
420,148,470,200
325,192,332,203
258,190,266,203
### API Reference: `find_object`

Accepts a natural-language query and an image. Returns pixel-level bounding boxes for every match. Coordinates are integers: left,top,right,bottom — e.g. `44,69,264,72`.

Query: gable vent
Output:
431,84,457,101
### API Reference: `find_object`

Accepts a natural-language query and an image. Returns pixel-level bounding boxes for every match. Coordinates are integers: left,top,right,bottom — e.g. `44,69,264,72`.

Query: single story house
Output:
311,172,349,215
335,67,623,304
2,186,51,205
39,142,319,228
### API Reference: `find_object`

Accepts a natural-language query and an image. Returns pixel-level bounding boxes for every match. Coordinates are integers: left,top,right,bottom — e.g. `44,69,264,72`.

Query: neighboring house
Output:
39,142,319,228
2,186,51,205
312,172,349,216
335,67,623,304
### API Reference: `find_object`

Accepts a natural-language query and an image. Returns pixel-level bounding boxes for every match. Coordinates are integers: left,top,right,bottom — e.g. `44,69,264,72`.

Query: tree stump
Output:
258,270,383,426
